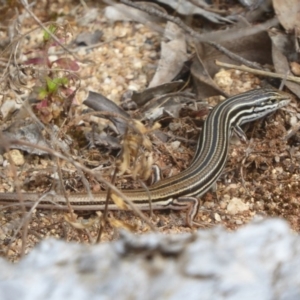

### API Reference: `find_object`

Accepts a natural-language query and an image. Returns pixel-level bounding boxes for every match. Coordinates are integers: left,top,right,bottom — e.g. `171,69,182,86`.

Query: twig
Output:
139,180,153,218
208,42,264,70
194,17,279,43
120,0,204,38
5,192,60,258
96,167,118,243
53,38,118,55
20,0,81,62
1,137,157,232
215,60,300,83
55,155,76,221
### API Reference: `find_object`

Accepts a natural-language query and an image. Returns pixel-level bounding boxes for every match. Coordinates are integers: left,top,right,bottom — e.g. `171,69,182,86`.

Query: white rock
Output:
4,150,25,166
0,219,300,299
227,197,248,214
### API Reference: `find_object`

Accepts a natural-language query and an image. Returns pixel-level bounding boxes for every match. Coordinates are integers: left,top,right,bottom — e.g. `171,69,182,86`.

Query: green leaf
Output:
60,77,68,85
46,77,58,93
43,24,57,42
38,88,48,100
52,77,68,86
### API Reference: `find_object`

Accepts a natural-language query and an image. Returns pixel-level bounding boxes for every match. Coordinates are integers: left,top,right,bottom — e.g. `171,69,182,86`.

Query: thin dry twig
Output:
4,191,62,257
55,156,76,221
0,133,28,258
20,0,81,62
53,38,118,55
1,137,157,232
208,42,264,70
215,60,300,83
96,167,118,243
138,180,153,218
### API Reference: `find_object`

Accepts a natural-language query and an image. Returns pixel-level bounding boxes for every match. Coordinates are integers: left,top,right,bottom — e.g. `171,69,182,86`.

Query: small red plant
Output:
24,23,80,123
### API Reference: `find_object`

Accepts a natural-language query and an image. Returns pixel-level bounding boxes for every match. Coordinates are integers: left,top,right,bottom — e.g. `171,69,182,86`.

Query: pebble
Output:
169,122,181,131
4,150,25,166
214,213,221,222
227,197,248,215
170,141,181,150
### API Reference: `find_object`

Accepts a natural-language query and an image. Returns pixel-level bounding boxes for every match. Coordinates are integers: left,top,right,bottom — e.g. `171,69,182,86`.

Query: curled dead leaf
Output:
108,217,138,232
132,119,161,134
117,120,159,176
110,192,128,210
64,213,97,229
131,153,154,181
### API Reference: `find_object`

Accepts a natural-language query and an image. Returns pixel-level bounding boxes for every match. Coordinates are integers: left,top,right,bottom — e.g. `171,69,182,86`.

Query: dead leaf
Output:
77,8,98,26
156,0,232,23
141,92,196,121
110,192,129,210
201,31,272,75
238,0,267,10
268,28,298,62
104,2,165,23
149,22,188,88
108,217,138,231
74,30,103,47
120,90,137,110
269,29,300,97
132,81,185,107
0,99,22,120
191,31,273,98
132,119,161,135
131,153,153,180
64,214,97,229
273,0,300,33
116,120,158,177
2,120,51,155
84,131,121,149
191,50,227,99
84,91,129,135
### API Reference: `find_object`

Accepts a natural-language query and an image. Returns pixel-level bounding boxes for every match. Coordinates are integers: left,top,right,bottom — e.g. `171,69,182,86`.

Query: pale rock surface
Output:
0,218,299,300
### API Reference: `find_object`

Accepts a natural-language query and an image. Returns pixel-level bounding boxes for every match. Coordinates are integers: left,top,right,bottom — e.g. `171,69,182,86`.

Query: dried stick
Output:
215,60,300,84
1,137,157,232
208,42,264,70
20,0,81,61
